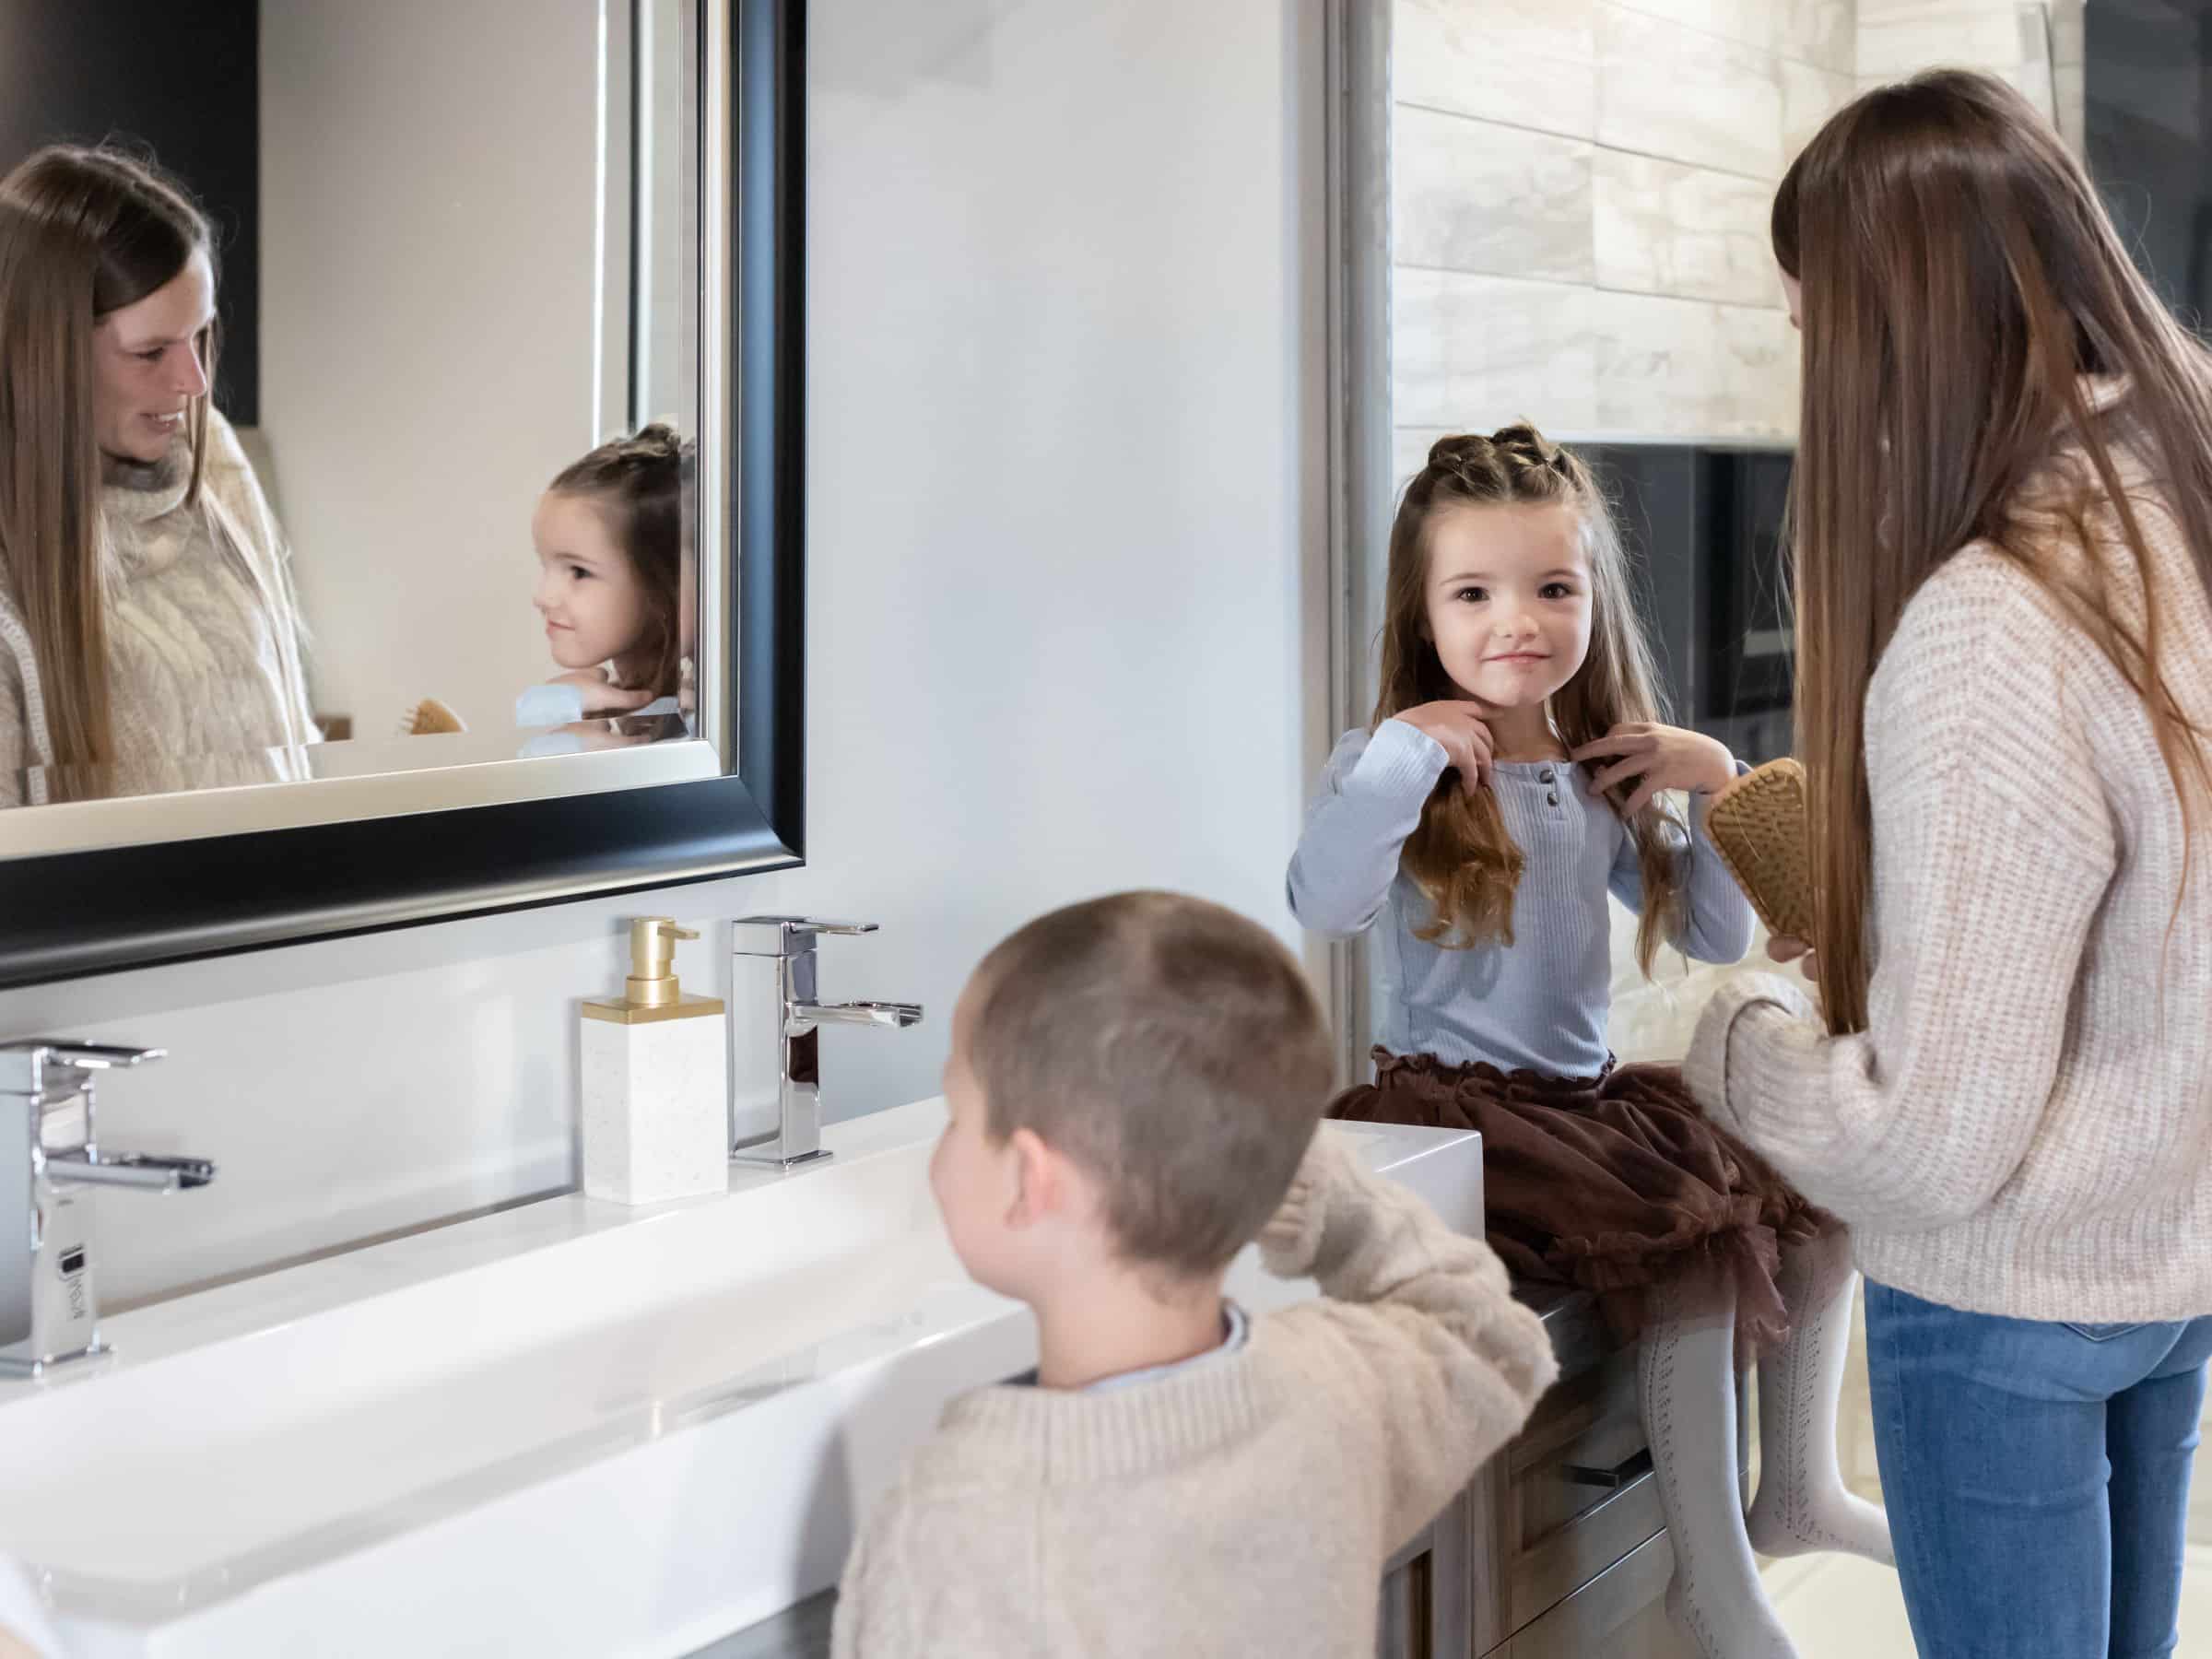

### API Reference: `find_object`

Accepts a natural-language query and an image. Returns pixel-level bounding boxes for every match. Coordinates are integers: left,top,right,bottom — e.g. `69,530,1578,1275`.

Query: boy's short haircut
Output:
969,891,1334,1277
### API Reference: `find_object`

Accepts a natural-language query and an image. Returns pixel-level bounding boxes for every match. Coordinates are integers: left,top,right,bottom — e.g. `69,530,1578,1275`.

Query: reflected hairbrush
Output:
399,697,467,736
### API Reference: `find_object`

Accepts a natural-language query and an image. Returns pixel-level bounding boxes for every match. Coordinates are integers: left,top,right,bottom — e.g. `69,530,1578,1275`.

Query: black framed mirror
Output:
0,0,804,989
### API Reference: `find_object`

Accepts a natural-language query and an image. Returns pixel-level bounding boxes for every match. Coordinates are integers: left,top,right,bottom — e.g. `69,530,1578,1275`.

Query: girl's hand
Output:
1393,701,1495,794
548,667,657,718
1571,723,1735,816
1766,934,1820,980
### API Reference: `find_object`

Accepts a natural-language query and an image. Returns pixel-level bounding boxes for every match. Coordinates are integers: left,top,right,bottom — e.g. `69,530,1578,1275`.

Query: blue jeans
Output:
1865,1281,2212,1658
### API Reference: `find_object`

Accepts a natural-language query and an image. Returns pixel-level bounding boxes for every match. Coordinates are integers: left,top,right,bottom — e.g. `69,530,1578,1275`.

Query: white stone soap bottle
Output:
581,917,728,1204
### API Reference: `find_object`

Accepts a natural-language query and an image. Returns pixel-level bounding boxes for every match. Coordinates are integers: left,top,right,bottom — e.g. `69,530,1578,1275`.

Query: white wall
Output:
257,0,602,739
1858,0,2087,150
0,0,1329,1310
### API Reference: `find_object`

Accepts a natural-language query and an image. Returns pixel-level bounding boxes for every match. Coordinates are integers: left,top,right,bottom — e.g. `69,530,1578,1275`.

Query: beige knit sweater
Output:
0,409,317,806
830,1129,1558,1659
1686,399,2212,1322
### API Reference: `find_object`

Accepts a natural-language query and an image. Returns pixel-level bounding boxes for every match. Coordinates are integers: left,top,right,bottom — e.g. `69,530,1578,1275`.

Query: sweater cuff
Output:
1686,755,1751,836
1259,1126,1357,1279
1683,972,1820,1141
1353,718,1451,799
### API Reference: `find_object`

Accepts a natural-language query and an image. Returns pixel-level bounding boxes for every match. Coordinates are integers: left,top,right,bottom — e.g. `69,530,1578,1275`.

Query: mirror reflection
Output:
0,1,702,812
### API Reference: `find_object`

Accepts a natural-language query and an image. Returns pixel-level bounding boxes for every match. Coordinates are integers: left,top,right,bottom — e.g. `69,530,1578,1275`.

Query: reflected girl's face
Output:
93,249,215,465
532,491,650,673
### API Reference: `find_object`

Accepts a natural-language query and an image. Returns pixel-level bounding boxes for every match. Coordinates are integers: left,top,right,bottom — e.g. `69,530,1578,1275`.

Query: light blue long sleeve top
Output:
1288,718,1754,1078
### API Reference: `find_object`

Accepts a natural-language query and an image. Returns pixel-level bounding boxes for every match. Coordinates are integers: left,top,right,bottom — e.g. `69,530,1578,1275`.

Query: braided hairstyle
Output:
1375,423,1688,975
547,421,689,698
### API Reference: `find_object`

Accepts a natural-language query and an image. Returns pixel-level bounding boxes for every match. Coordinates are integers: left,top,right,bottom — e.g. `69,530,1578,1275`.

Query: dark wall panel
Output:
2088,0,2212,328
0,2,260,422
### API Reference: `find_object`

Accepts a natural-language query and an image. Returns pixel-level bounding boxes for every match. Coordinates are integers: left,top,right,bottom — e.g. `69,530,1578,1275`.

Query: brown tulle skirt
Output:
1330,1049,1837,1358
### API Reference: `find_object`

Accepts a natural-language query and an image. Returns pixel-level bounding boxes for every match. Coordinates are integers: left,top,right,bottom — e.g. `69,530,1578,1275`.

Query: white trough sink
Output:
0,1102,1483,1657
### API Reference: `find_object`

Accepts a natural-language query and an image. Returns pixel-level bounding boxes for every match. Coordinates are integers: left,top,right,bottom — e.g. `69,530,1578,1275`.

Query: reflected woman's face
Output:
93,250,215,465
533,491,650,674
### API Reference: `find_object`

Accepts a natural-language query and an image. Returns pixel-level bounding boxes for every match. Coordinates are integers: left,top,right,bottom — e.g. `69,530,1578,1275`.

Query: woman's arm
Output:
0,672,27,809
0,593,38,809
1683,554,2116,1230
205,411,321,743
1286,723,1449,938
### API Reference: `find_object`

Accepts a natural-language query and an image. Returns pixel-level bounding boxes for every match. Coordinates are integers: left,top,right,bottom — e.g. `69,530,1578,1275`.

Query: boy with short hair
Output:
832,891,1557,1657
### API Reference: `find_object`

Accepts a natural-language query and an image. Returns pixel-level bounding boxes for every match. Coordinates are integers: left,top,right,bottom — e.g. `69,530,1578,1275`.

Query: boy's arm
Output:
1262,1128,1559,1549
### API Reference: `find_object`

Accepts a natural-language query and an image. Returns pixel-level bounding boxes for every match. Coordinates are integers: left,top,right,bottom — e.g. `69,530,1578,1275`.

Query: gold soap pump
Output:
578,917,732,1206
582,917,727,1024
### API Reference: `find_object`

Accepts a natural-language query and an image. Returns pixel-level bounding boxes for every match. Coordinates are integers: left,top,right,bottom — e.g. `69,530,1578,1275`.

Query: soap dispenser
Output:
580,918,728,1205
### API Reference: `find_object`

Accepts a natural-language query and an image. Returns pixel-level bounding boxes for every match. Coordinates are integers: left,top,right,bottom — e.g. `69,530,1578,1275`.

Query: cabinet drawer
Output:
1497,1531,1697,1659
1498,1338,1750,1634
1505,1342,1666,1630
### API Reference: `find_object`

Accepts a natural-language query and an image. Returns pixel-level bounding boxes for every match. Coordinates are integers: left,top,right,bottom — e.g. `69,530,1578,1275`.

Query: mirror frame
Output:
0,0,806,991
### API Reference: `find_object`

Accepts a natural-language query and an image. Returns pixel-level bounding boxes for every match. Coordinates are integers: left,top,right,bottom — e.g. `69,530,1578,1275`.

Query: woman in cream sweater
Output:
0,146,315,809
1687,73,2212,1657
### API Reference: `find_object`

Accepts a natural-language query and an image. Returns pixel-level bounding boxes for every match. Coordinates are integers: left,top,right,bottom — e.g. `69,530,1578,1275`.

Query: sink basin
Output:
0,1101,1483,1657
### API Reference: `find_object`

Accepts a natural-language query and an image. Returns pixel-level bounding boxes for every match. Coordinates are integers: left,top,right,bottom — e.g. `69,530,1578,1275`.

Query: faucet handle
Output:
0,1041,164,1097
731,917,880,957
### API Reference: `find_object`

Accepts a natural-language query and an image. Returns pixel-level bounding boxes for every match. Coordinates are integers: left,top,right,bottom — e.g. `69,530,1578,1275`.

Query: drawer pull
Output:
1561,1449,1653,1489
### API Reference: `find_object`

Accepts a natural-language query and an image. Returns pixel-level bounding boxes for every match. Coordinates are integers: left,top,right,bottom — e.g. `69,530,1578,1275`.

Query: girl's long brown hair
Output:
547,422,689,698
1377,425,1688,975
1778,70,2212,1033
0,145,216,776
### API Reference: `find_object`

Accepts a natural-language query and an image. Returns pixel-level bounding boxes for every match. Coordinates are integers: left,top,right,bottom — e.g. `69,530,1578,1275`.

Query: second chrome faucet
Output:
728,918,923,1168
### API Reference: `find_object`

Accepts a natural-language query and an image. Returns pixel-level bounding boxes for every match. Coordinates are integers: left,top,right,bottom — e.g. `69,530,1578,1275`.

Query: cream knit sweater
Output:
830,1129,1558,1659
1686,398,2212,1322
0,409,317,806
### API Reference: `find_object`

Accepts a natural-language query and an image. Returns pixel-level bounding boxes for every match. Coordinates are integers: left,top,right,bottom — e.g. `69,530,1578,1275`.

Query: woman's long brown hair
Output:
0,146,217,779
1376,425,1688,975
1778,70,2212,1034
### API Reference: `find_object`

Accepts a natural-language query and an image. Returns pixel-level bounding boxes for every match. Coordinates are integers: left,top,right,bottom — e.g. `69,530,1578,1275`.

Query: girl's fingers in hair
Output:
1620,782,1660,818
1465,731,1495,787
1586,757,1648,794
1570,728,1655,764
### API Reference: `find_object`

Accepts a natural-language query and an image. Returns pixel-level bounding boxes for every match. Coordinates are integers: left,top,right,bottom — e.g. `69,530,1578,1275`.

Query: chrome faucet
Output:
729,919,923,1168
1,1041,215,1377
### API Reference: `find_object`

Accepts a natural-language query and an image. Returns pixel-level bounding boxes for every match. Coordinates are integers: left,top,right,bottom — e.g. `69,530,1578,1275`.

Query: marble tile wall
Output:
1855,0,2088,149
1392,0,1854,452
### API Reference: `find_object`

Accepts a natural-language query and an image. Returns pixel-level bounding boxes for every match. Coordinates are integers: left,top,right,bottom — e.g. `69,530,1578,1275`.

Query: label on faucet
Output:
32,1191,96,1360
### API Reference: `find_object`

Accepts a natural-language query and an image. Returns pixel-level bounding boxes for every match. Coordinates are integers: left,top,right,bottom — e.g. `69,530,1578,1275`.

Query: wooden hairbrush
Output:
399,697,467,736
1703,757,1815,942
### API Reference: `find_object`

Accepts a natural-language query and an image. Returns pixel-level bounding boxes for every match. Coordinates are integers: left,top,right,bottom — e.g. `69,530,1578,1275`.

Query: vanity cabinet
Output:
1377,1286,1748,1659
1380,1483,1477,1657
